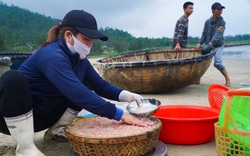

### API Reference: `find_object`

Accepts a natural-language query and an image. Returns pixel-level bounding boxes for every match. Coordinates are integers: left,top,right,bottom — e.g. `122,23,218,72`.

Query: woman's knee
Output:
0,70,32,117
0,70,28,90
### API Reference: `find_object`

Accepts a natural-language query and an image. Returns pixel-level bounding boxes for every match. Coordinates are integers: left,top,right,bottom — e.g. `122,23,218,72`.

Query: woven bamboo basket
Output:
65,116,162,156
214,90,250,156
93,49,215,93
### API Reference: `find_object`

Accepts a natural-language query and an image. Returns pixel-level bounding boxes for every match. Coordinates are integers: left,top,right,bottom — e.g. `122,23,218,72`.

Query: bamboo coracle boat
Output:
0,52,33,70
93,49,215,93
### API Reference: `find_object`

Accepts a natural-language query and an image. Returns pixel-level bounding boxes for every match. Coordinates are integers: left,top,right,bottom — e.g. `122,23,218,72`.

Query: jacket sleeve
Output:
38,54,121,120
83,59,123,101
210,21,225,46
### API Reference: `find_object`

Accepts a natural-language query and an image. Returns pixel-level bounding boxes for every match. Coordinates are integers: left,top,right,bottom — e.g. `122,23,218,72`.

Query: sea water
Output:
223,45,250,60
223,45,250,87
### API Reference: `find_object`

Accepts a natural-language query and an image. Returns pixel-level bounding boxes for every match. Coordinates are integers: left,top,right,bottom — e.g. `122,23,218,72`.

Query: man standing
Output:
171,2,194,51
195,2,231,87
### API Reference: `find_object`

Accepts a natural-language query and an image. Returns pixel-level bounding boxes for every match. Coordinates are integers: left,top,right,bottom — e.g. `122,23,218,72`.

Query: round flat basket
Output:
65,116,162,156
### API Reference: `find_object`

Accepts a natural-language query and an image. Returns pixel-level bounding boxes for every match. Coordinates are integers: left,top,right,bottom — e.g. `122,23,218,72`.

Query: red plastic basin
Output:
153,105,219,145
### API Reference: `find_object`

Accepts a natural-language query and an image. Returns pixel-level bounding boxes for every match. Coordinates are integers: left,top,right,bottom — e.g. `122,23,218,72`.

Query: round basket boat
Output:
0,52,33,70
65,116,162,156
93,49,215,93
0,56,12,76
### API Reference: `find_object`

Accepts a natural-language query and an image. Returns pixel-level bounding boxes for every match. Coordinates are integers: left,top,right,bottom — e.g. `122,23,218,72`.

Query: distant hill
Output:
0,2,249,54
0,2,169,54
0,2,60,51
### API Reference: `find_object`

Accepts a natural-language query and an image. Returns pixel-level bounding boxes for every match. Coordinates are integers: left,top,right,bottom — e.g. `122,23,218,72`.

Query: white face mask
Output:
66,33,91,59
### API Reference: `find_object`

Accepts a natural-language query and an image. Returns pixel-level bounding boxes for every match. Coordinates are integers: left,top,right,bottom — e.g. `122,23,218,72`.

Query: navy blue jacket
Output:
18,37,123,120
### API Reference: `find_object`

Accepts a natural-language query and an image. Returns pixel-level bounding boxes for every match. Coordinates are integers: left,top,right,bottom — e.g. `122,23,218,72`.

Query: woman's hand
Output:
120,112,154,127
119,90,143,104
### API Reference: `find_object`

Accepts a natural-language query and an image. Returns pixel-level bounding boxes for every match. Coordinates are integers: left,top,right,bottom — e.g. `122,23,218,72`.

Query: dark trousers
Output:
0,70,81,135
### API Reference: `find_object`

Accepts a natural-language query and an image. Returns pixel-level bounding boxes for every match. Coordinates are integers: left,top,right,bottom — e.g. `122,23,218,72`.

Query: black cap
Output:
211,2,225,10
61,10,108,41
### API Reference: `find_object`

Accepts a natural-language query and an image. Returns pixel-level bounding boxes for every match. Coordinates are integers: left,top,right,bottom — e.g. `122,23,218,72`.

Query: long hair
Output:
40,25,79,47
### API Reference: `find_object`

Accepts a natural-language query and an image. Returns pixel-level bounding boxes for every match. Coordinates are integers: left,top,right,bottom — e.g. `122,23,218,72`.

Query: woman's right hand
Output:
120,112,154,127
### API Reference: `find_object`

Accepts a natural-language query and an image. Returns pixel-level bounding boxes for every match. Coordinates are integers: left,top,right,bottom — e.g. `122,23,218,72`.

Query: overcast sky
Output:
1,0,250,38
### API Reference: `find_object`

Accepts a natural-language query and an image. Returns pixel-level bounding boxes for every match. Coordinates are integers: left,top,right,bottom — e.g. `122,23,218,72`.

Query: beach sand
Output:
0,58,249,156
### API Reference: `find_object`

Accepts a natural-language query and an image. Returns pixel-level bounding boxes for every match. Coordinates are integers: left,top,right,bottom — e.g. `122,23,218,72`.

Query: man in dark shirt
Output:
195,2,231,87
171,1,194,51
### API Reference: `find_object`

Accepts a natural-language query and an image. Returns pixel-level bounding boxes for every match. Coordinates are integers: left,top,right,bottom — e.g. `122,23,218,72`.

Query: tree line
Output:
0,2,60,51
0,2,250,56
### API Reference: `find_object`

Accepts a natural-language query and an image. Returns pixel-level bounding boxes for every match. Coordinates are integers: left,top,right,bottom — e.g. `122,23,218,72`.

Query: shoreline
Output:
224,43,250,47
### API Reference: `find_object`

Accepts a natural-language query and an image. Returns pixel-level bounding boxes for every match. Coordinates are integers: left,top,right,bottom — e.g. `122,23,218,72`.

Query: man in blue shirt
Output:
195,2,231,87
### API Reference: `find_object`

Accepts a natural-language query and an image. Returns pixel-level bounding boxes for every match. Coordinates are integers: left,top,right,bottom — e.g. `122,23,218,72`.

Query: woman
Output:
0,10,152,156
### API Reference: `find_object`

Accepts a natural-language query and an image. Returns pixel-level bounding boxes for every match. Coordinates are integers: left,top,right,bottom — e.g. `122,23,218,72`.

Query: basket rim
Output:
214,122,250,135
94,49,215,68
153,105,219,121
65,116,162,141
0,52,33,59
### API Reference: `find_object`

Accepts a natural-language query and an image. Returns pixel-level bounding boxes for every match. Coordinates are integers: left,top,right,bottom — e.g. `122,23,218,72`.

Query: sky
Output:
1,0,250,38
